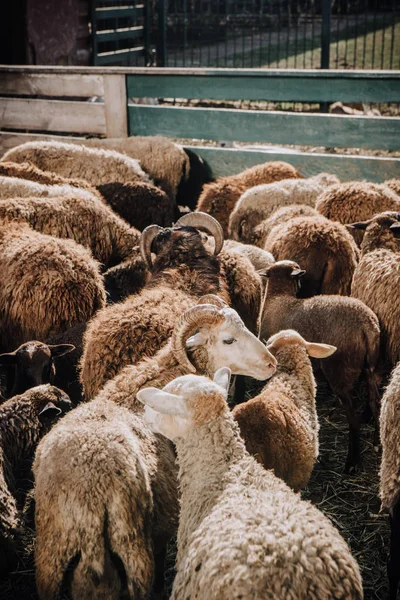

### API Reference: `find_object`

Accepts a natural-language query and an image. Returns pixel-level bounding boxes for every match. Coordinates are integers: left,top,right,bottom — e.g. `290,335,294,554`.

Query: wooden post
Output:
157,0,167,67
320,0,331,112
103,74,128,138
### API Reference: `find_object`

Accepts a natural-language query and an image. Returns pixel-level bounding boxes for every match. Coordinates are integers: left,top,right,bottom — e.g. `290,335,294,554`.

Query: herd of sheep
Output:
0,136,399,600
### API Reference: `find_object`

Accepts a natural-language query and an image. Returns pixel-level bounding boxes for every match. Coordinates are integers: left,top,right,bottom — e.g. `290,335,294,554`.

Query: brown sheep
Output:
316,181,400,245
264,215,359,297
259,260,381,472
80,135,190,201
254,204,319,249
0,384,71,577
97,180,174,230
1,145,175,229
233,330,336,491
0,160,95,190
350,211,400,367
0,194,140,269
196,161,304,236
0,220,106,352
379,361,400,598
80,213,262,399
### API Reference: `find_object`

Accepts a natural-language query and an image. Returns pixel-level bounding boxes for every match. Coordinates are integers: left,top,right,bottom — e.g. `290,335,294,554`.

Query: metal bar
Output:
321,0,331,70
90,0,98,66
144,0,151,65
157,0,167,66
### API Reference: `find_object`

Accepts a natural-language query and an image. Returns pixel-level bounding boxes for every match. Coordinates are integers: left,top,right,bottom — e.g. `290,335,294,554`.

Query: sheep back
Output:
196,161,304,236
0,222,106,351
265,216,359,297
380,362,400,513
352,248,400,365
2,141,150,186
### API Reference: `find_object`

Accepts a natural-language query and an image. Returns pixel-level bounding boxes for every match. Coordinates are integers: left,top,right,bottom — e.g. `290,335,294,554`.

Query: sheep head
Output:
261,260,306,298
139,212,223,269
348,211,400,254
0,341,75,399
137,369,231,440
265,329,336,359
171,297,277,380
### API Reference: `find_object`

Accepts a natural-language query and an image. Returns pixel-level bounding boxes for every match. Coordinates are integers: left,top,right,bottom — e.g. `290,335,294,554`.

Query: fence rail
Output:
0,65,400,182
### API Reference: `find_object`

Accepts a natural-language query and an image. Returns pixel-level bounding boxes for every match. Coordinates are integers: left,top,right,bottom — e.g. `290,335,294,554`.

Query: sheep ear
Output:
186,332,206,349
305,342,337,358
136,387,189,417
38,402,62,422
48,344,75,358
213,367,231,392
0,352,17,366
347,220,370,230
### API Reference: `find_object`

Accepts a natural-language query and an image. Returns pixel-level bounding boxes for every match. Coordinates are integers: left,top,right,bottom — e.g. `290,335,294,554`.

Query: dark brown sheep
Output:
259,260,381,473
0,341,74,400
0,385,71,577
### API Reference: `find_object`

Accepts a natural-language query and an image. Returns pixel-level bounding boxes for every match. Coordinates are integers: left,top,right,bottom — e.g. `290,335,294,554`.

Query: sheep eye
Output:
223,338,236,345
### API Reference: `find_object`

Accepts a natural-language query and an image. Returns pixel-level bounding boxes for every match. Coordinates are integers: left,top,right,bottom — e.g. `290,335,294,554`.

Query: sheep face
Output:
0,342,74,399
137,369,231,440
188,307,277,380
265,329,336,359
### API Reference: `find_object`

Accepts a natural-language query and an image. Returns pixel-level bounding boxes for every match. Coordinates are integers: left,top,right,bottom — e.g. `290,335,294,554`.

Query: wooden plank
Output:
96,26,143,43
103,74,128,138
0,132,86,156
126,73,400,103
128,105,400,151
0,73,104,97
183,146,400,183
0,98,106,134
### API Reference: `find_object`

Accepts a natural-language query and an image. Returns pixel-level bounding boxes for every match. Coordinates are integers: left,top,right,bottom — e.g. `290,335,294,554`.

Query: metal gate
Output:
91,0,151,66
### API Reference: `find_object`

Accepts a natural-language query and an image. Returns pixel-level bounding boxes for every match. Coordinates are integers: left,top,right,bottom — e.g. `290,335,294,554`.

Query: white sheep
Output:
33,300,276,600
137,369,363,600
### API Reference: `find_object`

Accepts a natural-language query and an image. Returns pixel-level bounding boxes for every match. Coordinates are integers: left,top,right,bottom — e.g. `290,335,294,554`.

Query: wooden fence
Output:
0,65,400,181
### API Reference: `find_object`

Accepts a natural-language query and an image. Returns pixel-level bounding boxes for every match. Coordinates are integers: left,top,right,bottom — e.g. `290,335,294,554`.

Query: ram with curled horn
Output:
81,213,263,399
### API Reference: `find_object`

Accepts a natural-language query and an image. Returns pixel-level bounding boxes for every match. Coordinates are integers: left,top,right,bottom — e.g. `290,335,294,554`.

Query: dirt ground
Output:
0,380,390,600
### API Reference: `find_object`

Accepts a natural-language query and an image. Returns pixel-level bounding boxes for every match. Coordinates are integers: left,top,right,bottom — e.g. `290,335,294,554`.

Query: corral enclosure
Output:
0,65,400,181
0,63,400,600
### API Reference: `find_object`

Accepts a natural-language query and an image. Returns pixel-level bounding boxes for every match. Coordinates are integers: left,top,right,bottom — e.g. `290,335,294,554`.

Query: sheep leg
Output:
340,393,361,474
365,369,381,449
388,499,400,600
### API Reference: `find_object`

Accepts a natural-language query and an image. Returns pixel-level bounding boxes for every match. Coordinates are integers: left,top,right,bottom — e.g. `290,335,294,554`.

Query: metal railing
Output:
151,0,399,69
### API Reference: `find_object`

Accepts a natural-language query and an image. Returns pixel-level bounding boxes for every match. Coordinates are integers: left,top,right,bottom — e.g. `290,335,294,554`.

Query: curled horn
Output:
197,294,228,309
171,304,225,373
140,225,164,269
175,212,224,255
